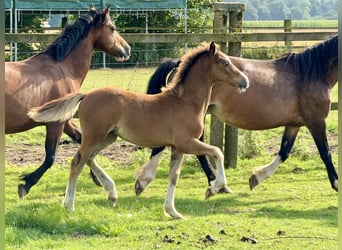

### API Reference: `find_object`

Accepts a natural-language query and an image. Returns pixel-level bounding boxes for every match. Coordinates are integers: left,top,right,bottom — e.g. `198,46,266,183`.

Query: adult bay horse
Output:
5,6,131,198
136,34,338,193
28,42,249,219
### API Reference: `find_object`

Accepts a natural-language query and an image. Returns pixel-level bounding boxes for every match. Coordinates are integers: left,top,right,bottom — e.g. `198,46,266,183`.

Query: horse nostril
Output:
239,77,249,93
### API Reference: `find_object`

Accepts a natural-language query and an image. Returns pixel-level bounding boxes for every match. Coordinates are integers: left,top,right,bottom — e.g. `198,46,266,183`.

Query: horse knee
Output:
211,147,224,162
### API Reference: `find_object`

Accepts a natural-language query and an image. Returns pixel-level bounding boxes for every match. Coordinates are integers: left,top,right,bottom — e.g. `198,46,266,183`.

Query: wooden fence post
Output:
225,7,244,168
212,3,246,168
284,19,292,48
210,3,227,151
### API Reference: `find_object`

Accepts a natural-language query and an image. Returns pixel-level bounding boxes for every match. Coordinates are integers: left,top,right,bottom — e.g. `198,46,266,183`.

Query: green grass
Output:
5,68,338,249
243,20,338,28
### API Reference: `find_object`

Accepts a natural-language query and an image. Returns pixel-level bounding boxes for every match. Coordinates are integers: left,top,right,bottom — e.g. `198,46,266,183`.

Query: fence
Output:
5,3,338,168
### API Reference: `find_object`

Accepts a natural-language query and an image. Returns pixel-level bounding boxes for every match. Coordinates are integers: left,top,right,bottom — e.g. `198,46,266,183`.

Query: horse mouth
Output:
115,56,128,62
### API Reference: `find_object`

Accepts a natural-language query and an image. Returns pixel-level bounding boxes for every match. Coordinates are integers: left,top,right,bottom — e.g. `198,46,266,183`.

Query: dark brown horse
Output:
136,34,338,193
28,42,249,219
5,6,131,198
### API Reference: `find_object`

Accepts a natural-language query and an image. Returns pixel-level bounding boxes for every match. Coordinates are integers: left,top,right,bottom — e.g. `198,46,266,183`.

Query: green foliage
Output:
223,0,338,20
238,131,261,159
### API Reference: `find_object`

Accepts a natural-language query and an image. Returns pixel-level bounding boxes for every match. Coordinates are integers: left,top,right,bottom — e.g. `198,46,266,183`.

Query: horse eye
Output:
223,60,230,67
110,26,116,33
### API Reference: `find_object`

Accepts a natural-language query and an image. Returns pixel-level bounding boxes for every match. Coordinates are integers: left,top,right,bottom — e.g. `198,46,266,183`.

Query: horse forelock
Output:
166,43,213,96
43,9,105,61
278,34,338,83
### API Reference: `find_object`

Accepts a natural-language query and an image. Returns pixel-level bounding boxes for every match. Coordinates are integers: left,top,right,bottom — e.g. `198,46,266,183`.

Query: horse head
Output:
92,6,131,62
208,42,249,93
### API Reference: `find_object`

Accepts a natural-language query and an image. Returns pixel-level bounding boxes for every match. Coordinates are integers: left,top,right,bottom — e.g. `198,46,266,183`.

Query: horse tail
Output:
28,93,86,123
146,58,180,94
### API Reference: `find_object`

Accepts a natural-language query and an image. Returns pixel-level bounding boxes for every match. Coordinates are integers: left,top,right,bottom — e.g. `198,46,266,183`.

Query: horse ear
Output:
209,41,216,54
89,4,96,11
104,5,111,15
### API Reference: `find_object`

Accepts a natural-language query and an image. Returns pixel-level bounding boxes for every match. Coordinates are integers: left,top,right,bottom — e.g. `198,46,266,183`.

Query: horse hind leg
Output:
63,131,117,210
18,123,64,198
63,149,88,211
249,126,299,190
87,158,117,206
64,119,102,187
135,147,165,195
86,132,118,206
307,121,338,191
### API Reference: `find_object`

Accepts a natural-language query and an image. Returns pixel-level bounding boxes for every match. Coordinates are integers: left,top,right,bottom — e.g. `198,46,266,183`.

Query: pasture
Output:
5,68,338,249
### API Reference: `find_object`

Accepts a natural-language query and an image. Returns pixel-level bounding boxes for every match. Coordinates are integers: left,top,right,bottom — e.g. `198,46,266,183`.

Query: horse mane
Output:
163,42,216,96
39,9,107,61
146,58,179,94
276,34,338,82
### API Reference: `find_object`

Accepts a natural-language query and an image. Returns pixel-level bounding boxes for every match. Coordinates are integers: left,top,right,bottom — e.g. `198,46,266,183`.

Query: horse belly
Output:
117,121,171,148
212,102,298,130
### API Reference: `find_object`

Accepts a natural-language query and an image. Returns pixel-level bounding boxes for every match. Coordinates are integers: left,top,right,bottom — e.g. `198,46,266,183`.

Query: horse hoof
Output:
218,186,233,194
18,184,28,199
249,174,259,190
164,210,185,219
135,181,144,196
333,179,338,192
108,196,117,207
205,187,216,200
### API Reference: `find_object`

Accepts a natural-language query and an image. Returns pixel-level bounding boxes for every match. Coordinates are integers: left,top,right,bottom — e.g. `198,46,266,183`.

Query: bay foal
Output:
28,42,249,219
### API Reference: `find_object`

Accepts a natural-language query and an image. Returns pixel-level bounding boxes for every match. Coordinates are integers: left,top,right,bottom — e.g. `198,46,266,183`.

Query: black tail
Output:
146,58,180,94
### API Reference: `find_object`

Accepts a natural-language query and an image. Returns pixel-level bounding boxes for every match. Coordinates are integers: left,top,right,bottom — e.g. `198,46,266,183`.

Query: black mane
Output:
41,9,106,61
277,34,338,82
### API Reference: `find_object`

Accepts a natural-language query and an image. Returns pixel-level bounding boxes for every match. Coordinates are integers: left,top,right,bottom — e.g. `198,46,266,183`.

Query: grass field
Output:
5,67,338,249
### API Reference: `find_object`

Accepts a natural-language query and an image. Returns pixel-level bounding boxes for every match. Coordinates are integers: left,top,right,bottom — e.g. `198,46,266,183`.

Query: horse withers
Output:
28,42,249,219
5,6,131,198
137,34,338,193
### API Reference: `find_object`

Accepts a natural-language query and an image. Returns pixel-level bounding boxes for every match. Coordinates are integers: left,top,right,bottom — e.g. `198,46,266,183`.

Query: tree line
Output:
222,0,337,20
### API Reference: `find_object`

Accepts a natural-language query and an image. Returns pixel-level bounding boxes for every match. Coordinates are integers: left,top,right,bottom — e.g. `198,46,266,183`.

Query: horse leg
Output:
87,158,117,206
135,147,165,195
249,126,299,190
85,132,118,206
307,121,338,191
196,133,231,193
64,132,117,210
18,122,64,198
178,138,230,199
164,149,185,219
63,149,88,211
64,119,102,187
196,133,216,184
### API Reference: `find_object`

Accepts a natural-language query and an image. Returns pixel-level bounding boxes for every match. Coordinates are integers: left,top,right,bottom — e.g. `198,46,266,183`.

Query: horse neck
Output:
327,70,338,89
180,61,213,111
61,38,94,84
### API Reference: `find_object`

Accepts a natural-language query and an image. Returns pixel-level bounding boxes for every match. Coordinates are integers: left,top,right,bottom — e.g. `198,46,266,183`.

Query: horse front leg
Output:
64,119,102,187
249,126,299,190
307,121,338,191
135,147,165,195
18,122,64,198
164,149,184,219
178,138,231,199
196,134,230,193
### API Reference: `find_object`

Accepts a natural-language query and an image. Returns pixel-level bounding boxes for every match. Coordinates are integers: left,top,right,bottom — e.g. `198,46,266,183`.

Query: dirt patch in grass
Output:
5,140,140,167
